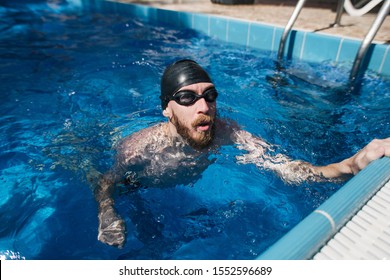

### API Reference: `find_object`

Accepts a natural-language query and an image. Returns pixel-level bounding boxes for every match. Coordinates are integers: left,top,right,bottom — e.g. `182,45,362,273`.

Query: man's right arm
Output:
93,125,157,247
94,135,136,248
94,166,126,248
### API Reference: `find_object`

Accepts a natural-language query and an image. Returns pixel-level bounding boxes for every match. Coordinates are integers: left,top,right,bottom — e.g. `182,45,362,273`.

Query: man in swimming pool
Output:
94,59,390,248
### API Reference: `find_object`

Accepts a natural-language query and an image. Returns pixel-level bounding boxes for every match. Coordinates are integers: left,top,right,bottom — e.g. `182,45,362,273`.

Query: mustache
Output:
191,114,214,127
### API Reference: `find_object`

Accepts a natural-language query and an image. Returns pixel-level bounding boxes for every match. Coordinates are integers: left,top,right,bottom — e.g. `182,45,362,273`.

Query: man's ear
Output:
163,106,172,118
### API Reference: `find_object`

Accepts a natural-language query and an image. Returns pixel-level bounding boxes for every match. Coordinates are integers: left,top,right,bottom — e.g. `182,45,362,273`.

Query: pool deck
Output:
117,0,390,43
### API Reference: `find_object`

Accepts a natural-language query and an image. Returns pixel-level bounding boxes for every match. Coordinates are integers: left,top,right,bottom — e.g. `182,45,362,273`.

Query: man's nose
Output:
195,97,210,114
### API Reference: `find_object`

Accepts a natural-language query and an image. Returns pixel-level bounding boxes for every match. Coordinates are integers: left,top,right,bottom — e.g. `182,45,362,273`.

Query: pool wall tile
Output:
157,9,181,27
101,1,390,77
367,44,390,76
227,19,249,46
283,30,306,60
337,38,360,63
193,14,210,35
178,11,194,29
247,24,275,52
130,3,149,21
378,45,390,75
301,33,341,62
209,17,229,42
272,27,284,53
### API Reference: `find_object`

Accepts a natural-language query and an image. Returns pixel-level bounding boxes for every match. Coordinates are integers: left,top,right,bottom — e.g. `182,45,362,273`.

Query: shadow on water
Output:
270,35,379,104
266,59,367,107
262,58,375,164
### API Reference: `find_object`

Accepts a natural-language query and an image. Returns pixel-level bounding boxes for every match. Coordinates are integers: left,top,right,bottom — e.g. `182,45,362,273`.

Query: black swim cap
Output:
160,59,212,109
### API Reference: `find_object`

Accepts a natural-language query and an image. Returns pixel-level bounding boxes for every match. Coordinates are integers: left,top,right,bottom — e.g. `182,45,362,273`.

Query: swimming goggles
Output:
171,87,218,106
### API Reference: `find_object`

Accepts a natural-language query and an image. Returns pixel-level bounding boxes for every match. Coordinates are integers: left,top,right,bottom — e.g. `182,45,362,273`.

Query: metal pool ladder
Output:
277,0,390,83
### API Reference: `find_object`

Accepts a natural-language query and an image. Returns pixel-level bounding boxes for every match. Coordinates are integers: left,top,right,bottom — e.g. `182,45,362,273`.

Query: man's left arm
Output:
235,129,389,184
314,138,390,179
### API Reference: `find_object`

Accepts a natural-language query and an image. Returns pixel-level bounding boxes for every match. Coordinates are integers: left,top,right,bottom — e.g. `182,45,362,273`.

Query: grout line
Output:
246,22,251,48
208,15,210,36
300,32,307,60
226,20,229,42
336,38,344,62
378,44,390,74
271,27,276,52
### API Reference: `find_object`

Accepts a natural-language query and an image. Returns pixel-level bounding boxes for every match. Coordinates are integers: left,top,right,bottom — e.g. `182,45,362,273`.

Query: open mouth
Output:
196,121,211,131
193,116,212,132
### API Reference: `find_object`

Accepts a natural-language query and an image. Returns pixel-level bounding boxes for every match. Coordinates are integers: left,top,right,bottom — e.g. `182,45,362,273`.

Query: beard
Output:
171,113,216,149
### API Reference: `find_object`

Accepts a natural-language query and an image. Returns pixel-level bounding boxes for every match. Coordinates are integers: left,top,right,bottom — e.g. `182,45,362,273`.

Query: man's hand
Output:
313,138,389,181
97,200,126,248
345,138,390,175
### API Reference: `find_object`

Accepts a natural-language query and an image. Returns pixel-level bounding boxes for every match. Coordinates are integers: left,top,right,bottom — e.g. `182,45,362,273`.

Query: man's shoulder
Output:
124,122,165,140
132,123,165,139
117,123,166,151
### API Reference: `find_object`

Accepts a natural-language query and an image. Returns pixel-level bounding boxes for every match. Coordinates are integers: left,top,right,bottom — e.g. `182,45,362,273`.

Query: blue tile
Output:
380,55,390,76
366,44,389,74
247,23,275,52
102,1,389,77
284,30,306,60
178,12,194,29
99,0,118,13
272,27,284,53
116,3,158,23
101,1,131,15
193,14,210,35
337,38,360,63
156,9,180,27
378,45,390,76
227,19,249,46
131,4,150,21
301,33,341,63
209,17,228,42
273,29,305,60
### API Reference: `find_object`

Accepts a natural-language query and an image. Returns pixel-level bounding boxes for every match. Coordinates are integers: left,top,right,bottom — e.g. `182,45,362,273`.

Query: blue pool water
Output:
1,0,389,260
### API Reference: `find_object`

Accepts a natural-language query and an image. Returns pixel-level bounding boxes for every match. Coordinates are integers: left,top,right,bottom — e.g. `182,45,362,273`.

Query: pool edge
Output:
257,157,390,260
103,0,390,76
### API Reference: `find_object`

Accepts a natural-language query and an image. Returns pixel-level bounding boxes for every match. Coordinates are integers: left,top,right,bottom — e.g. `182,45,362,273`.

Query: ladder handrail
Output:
277,0,390,86
277,0,307,61
350,0,390,82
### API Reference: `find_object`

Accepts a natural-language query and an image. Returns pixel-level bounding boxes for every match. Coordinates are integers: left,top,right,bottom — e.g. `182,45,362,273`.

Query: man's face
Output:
166,82,217,148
